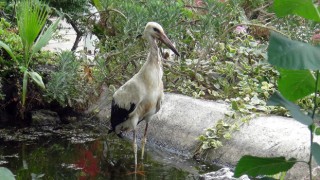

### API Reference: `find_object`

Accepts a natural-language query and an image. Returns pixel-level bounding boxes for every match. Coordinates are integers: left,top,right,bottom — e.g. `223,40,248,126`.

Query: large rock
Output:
92,92,319,179
134,93,320,179
200,168,250,180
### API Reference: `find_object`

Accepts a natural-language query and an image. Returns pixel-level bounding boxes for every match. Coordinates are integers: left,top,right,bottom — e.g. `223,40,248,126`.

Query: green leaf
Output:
231,101,239,110
92,0,104,11
310,124,320,135
17,0,49,48
234,155,296,177
0,40,17,63
268,32,320,70
316,127,320,135
267,91,313,126
0,167,15,180
28,71,45,89
312,142,320,165
32,15,62,54
273,0,320,22
278,69,315,101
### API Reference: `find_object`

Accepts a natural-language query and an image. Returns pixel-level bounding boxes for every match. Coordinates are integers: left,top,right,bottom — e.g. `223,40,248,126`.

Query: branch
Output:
65,14,84,51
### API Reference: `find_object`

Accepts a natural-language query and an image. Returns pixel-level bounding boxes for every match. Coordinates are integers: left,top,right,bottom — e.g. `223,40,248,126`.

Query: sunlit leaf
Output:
312,143,320,165
0,167,15,180
267,91,313,126
32,15,62,54
28,71,45,89
17,0,49,50
92,0,104,11
278,69,315,101
0,40,17,63
231,101,239,110
234,155,296,177
273,0,320,22
310,124,320,135
268,32,320,70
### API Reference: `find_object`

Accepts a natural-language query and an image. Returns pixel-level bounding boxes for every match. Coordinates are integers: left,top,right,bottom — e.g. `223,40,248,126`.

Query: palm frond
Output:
32,15,62,55
16,0,49,59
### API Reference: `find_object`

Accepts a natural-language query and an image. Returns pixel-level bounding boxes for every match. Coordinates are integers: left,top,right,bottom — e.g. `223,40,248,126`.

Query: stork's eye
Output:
153,28,160,33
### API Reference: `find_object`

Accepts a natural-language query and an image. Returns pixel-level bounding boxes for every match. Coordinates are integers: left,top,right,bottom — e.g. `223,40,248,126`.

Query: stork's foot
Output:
127,164,146,176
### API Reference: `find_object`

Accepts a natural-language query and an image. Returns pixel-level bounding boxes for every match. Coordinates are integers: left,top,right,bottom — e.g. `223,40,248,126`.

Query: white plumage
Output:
109,22,179,166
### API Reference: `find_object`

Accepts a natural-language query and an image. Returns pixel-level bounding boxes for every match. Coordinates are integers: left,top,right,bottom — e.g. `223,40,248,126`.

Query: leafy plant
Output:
234,0,320,179
45,51,93,108
0,0,61,107
196,120,233,152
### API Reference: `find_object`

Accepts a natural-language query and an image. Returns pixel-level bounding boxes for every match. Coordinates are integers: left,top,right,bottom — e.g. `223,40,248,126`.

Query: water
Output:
0,126,219,180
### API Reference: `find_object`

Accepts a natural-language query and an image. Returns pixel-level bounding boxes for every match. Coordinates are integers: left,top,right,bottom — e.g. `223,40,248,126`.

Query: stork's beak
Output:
159,33,180,56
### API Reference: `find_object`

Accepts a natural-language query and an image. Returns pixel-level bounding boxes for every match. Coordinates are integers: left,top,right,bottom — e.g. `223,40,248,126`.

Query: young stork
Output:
109,22,179,166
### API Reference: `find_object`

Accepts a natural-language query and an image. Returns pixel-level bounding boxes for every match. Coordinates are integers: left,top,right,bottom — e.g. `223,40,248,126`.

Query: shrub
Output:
45,51,95,109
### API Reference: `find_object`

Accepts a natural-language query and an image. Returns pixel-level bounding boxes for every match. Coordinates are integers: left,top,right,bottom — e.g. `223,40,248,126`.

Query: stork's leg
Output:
133,130,138,166
141,122,149,160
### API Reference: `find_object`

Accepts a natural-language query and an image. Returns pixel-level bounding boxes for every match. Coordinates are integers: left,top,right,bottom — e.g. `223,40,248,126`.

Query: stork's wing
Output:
109,80,143,134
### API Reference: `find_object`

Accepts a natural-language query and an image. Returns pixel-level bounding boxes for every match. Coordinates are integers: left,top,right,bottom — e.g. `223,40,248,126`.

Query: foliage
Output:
197,120,233,151
90,0,278,103
0,0,61,108
234,0,320,179
48,0,90,14
45,51,95,109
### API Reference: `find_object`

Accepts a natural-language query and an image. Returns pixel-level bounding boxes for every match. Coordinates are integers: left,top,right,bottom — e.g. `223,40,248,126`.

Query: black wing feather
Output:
109,99,136,136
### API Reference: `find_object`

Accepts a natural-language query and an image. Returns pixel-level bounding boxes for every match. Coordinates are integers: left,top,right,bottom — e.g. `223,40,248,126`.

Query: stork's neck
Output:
146,35,160,63
138,35,163,84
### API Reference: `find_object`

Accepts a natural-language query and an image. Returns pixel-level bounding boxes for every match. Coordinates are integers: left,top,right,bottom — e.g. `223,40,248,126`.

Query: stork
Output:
109,22,179,166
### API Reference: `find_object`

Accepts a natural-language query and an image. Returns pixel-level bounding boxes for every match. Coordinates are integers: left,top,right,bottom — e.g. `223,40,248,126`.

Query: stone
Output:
135,93,320,179
31,109,60,126
91,92,320,179
200,168,250,180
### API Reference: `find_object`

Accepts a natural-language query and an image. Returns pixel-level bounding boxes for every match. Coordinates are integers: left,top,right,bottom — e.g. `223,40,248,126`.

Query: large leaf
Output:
0,40,17,63
92,0,104,11
234,155,296,177
273,0,320,22
267,91,313,126
28,71,45,89
32,15,62,54
312,143,320,165
268,32,320,70
17,0,49,48
278,69,315,101
0,167,15,180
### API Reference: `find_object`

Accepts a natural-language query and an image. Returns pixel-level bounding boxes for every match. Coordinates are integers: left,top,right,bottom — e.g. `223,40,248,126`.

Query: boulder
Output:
92,92,319,179
134,93,320,179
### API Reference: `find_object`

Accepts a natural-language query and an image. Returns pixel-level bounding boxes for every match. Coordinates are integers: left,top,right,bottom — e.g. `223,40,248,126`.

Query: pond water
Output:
0,125,219,180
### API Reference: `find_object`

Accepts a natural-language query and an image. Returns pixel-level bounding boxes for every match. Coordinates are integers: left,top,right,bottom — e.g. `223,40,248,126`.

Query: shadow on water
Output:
0,126,219,180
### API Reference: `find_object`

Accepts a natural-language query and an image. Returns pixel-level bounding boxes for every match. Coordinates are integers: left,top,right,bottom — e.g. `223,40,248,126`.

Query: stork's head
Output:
143,22,180,56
